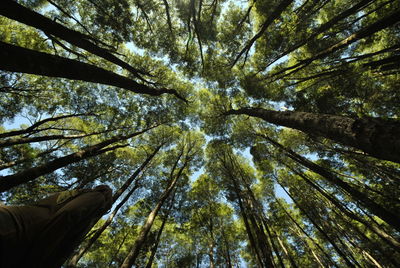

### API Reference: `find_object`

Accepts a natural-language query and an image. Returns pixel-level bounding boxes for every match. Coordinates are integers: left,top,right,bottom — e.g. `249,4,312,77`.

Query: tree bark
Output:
226,107,400,163
0,41,186,101
0,0,147,78
0,125,156,192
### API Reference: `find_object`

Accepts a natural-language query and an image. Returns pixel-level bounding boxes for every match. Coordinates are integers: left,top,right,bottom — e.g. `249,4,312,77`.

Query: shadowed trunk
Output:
226,107,400,163
0,0,147,78
0,41,186,101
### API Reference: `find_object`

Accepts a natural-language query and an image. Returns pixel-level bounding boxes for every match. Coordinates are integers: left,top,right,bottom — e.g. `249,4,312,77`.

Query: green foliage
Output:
1,0,399,267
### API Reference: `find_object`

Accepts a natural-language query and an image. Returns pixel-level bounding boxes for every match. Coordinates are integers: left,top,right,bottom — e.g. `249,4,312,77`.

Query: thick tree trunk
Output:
227,107,400,163
0,126,155,192
0,42,186,101
0,0,147,78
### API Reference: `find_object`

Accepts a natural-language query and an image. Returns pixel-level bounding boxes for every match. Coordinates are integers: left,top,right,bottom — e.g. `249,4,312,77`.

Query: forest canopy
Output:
0,0,399,267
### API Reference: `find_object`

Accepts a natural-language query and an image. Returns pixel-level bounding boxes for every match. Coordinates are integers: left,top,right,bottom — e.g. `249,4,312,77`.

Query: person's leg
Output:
0,205,51,267
26,187,112,268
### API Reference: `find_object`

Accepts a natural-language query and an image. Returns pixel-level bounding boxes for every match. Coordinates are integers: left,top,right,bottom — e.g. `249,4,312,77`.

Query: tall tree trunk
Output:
290,167,400,252
274,197,337,267
264,136,400,232
279,183,356,267
231,0,294,66
0,41,186,101
276,234,298,268
226,107,400,163
220,226,233,268
0,0,147,79
269,9,400,79
145,190,175,268
120,156,188,268
0,125,156,192
236,193,264,268
265,0,375,68
113,144,164,202
222,151,274,267
0,133,97,148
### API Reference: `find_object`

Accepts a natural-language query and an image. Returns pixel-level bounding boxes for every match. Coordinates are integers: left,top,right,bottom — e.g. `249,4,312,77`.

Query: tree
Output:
1,0,399,267
226,107,400,163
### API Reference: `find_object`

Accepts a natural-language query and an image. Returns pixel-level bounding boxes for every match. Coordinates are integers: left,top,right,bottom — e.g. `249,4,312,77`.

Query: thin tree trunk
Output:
0,41,186,102
0,113,92,139
145,190,175,268
0,125,156,192
221,156,264,268
274,197,336,267
226,107,400,163
108,231,130,267
279,184,356,267
276,234,298,268
264,136,400,232
220,226,233,268
113,144,164,202
291,168,400,252
162,0,173,33
231,0,294,66
236,193,263,268
269,9,400,79
259,219,280,268
265,0,375,68
0,133,97,148
120,155,188,268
